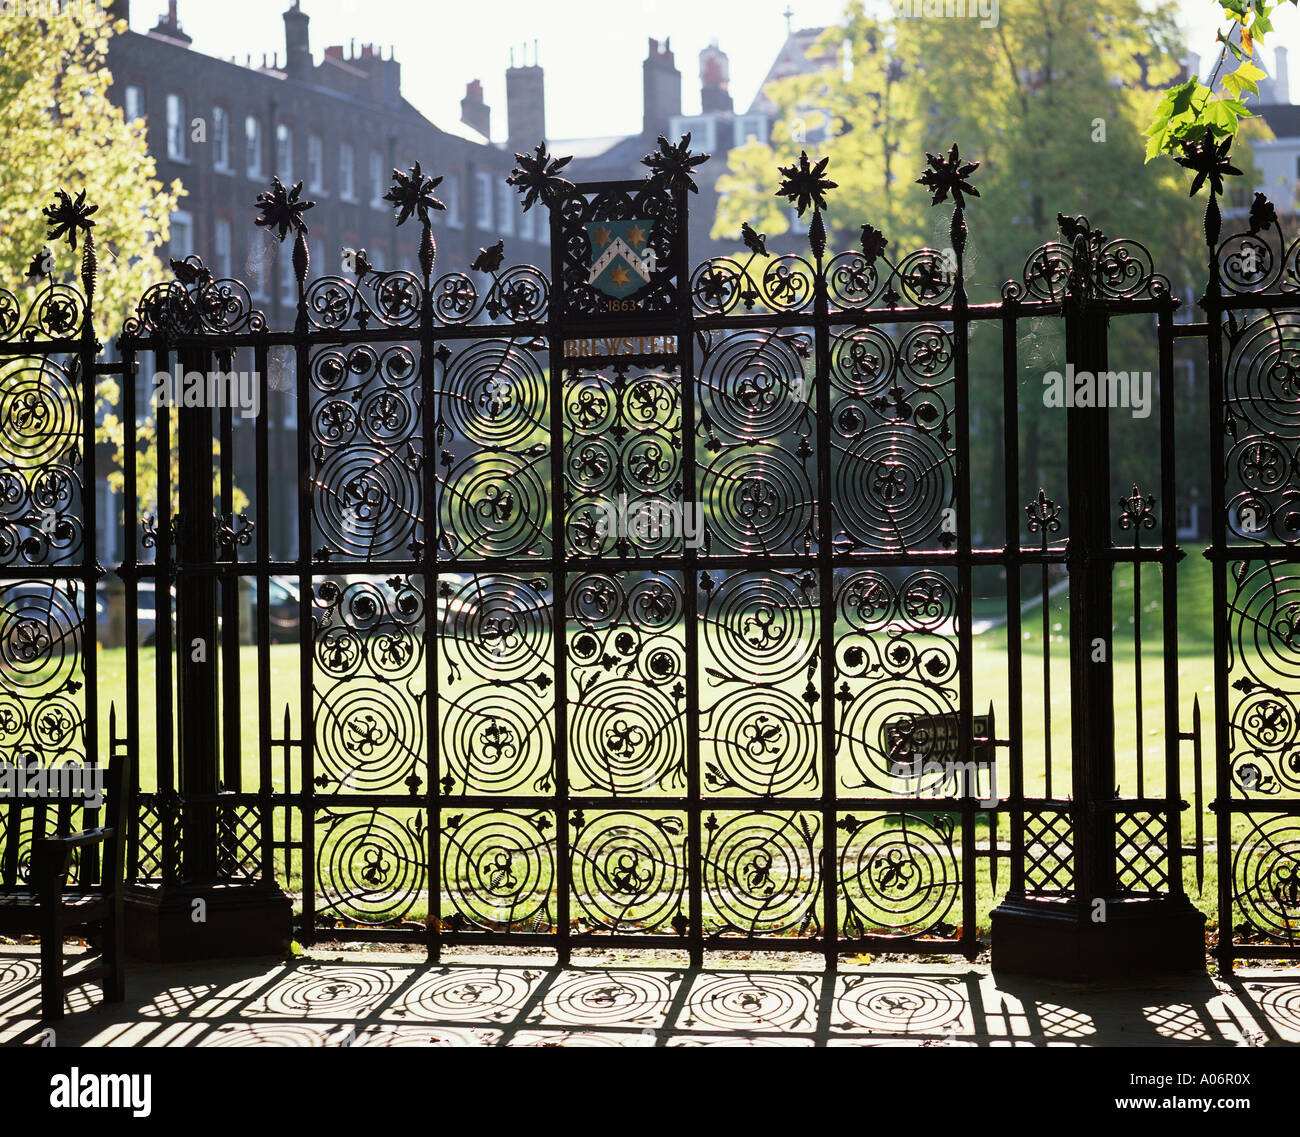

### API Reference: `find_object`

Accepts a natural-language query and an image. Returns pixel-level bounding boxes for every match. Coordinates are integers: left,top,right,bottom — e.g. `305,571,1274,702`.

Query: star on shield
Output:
584,219,656,299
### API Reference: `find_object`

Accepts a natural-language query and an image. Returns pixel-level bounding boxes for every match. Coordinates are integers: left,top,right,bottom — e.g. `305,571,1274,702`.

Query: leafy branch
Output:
1145,0,1295,161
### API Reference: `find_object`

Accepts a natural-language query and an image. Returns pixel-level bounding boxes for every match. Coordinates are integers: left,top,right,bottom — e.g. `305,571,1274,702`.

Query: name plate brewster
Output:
554,174,684,359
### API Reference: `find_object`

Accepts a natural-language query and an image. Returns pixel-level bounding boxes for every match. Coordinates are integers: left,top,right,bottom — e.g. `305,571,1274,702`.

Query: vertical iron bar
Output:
295,329,315,937
676,182,704,967
421,280,440,961
155,347,176,882
813,221,836,966
953,237,977,957
254,344,272,884
120,346,141,879
1158,303,1183,895
219,350,239,795
1204,251,1233,971
80,278,98,857
1001,310,1025,895
547,195,570,964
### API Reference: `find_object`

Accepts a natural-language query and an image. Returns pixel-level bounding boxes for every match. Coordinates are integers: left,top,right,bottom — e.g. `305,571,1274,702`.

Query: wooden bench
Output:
0,743,131,1019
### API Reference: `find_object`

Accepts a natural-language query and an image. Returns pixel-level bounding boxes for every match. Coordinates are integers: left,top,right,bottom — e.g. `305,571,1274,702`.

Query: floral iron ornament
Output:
254,176,316,313
642,133,710,196
507,142,575,212
1175,129,1243,249
383,161,445,283
43,188,99,308
917,143,979,288
776,150,837,261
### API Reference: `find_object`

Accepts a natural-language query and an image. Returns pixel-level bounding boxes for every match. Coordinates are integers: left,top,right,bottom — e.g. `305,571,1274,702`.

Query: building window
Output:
369,151,385,208
245,115,263,179
212,106,230,171
497,181,515,237
443,174,463,229
668,114,716,154
310,236,326,281
474,171,493,230
166,93,187,161
279,239,296,306
124,84,144,123
538,214,550,246
339,142,355,201
276,124,293,182
519,201,534,242
248,233,272,301
169,210,194,260
213,217,232,278
736,115,768,145
307,134,324,192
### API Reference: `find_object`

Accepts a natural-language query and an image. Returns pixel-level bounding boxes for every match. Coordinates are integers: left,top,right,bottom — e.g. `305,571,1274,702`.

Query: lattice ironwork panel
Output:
1023,808,1074,893
567,571,686,797
1114,808,1168,894
216,801,263,884
569,809,687,935
0,354,85,568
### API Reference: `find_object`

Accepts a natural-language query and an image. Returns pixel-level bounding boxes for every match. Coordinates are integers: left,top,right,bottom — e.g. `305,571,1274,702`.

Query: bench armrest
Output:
40,827,115,850
31,828,116,893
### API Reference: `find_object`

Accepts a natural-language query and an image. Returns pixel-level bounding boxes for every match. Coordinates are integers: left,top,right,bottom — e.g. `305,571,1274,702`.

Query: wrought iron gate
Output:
1,136,1296,968
1203,192,1300,968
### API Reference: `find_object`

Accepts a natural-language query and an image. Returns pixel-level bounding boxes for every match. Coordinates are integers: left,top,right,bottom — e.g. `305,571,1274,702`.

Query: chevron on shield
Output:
584,219,656,299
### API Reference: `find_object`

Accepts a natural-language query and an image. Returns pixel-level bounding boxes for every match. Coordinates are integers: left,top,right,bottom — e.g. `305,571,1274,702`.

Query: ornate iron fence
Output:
0,135,1296,968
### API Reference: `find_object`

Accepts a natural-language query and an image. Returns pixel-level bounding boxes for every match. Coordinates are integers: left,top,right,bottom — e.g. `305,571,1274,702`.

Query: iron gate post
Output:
990,285,1204,980
124,343,292,960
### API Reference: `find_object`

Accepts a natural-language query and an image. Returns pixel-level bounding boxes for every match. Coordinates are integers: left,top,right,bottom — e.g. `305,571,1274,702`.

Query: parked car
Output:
246,575,301,643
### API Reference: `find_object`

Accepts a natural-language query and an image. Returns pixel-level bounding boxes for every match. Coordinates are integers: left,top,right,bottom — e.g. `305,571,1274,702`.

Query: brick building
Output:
94,3,828,561
563,29,834,260
107,0,549,322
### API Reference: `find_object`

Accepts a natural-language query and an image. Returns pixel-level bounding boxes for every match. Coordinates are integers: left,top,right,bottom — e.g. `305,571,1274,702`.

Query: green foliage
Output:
1145,0,1297,163
0,7,181,327
710,0,1205,532
0,8,239,520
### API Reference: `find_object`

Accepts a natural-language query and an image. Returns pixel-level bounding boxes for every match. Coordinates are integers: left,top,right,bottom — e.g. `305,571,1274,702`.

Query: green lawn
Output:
86,549,1239,935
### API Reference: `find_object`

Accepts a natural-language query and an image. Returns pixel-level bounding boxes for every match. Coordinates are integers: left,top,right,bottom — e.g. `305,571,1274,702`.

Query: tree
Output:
0,5,185,517
709,0,1208,538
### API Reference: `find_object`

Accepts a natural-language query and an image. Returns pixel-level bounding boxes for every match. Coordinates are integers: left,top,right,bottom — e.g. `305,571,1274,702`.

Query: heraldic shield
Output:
583,219,657,299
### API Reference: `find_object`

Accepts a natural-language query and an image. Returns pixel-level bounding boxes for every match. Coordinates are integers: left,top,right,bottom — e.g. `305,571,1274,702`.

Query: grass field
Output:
79,548,1250,937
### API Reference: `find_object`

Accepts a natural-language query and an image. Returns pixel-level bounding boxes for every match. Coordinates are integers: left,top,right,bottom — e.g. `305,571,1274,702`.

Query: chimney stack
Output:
1275,45,1290,104
643,38,681,137
461,79,491,139
506,45,546,150
284,2,311,80
150,0,191,44
700,42,732,114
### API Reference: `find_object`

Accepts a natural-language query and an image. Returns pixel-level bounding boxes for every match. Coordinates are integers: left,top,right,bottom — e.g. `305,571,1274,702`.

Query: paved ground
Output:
2,946,1298,1046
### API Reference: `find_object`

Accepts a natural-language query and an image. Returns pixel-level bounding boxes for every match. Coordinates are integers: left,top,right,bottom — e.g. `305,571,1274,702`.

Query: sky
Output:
128,0,1300,143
